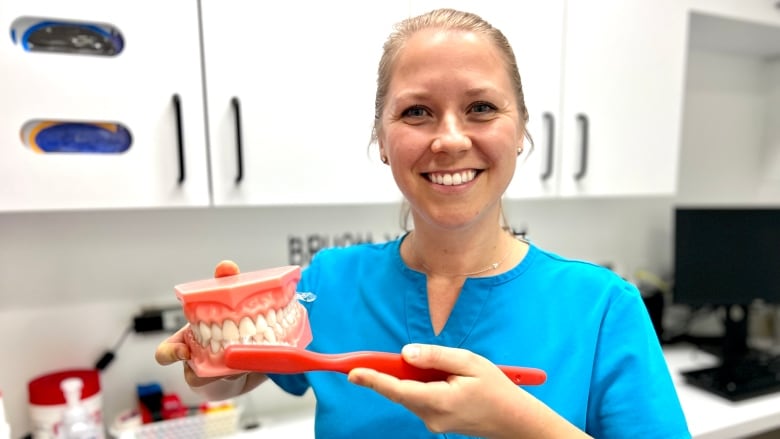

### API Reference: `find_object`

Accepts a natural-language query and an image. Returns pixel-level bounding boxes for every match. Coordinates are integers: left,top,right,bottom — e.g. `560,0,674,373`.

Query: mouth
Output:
175,266,313,377
424,169,479,186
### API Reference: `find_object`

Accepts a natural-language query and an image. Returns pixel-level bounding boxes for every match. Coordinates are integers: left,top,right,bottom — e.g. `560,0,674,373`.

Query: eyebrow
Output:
394,86,500,102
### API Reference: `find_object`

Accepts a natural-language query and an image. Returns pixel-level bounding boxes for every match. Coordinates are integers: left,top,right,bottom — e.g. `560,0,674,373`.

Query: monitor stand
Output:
681,304,780,402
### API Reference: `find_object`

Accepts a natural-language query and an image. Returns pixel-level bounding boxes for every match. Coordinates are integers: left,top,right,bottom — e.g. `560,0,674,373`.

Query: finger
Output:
348,368,406,403
402,344,481,377
214,260,240,278
155,341,189,365
154,326,191,365
348,367,445,406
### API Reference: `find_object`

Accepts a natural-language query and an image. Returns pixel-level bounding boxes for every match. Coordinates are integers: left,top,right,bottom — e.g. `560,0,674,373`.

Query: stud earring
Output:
381,155,389,165
517,147,523,156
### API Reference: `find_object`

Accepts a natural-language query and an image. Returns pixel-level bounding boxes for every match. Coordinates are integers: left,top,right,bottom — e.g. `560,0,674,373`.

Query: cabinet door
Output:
202,1,407,206
558,0,688,196
0,0,209,211
410,1,565,199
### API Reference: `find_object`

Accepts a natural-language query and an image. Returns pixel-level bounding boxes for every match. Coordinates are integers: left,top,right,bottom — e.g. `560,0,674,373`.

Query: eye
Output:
401,105,430,118
470,101,497,114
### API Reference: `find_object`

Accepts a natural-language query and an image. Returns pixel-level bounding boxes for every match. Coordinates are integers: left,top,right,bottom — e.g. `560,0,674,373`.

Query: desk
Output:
664,344,780,439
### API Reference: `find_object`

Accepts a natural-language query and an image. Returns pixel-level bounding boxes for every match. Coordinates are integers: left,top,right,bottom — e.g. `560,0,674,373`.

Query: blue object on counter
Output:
136,383,163,423
24,122,132,154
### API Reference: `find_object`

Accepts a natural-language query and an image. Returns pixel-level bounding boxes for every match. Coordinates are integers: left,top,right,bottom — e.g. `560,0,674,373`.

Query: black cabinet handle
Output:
540,112,555,181
231,97,244,184
574,113,589,181
172,94,185,184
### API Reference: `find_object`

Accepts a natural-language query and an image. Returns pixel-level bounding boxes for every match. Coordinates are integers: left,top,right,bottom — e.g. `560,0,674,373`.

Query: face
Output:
378,29,523,231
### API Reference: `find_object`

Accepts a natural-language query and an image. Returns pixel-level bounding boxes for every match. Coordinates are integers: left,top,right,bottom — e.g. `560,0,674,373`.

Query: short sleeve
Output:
586,283,690,438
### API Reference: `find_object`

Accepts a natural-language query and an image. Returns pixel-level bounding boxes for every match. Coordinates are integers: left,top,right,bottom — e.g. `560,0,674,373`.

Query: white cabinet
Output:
556,0,688,197
412,0,689,198
200,1,406,206
0,0,210,211
0,1,694,211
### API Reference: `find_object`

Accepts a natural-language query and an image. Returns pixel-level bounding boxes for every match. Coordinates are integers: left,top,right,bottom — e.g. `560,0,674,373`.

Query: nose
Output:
430,113,471,153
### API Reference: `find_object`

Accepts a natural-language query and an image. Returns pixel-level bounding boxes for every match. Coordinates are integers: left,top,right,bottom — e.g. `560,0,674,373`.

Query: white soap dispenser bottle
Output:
57,378,101,439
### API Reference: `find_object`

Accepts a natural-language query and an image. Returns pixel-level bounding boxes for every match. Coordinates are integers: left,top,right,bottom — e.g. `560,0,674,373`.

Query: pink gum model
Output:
175,265,313,377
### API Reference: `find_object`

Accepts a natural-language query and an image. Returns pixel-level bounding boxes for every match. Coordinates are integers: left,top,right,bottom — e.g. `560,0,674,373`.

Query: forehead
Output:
396,28,505,70
387,28,513,95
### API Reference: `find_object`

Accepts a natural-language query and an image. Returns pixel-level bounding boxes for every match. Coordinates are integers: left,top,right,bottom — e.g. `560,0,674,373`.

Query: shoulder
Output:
308,239,396,267
299,238,401,288
527,243,636,298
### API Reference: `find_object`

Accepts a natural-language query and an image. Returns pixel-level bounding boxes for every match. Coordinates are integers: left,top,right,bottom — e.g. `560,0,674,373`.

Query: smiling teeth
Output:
191,301,303,353
428,170,477,186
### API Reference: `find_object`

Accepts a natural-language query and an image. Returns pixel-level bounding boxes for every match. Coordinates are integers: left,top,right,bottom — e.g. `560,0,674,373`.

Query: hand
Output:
348,344,586,439
154,260,243,390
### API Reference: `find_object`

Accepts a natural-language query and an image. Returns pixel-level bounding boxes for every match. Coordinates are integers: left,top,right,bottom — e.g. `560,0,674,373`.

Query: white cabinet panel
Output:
201,1,407,206
0,0,209,211
558,0,688,197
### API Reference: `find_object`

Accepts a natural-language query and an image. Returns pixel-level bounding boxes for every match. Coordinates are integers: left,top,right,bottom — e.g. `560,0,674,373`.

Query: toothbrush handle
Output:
223,346,546,385
327,351,546,385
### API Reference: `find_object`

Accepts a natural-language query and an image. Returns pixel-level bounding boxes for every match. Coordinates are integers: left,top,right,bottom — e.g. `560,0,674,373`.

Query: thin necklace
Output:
414,238,514,277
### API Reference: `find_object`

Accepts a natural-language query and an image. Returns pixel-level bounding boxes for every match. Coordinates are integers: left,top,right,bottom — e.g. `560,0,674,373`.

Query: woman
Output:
156,8,690,438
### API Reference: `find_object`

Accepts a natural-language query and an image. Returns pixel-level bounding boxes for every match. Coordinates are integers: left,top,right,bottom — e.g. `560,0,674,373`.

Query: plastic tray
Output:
109,408,240,439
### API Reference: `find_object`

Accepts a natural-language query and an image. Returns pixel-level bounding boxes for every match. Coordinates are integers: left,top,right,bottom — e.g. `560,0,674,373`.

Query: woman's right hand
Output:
154,260,252,392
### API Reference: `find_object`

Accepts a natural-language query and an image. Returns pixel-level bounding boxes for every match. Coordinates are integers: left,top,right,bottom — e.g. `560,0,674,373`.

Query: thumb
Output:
401,344,476,377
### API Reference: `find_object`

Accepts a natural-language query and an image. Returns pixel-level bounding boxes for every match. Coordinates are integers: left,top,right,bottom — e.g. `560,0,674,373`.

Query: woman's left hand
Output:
347,344,551,438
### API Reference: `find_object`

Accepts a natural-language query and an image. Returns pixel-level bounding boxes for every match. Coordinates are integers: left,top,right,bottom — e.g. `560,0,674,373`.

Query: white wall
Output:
1,43,779,439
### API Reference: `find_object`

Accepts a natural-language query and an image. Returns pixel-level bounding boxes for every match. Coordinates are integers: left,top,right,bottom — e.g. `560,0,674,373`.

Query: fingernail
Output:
403,344,420,359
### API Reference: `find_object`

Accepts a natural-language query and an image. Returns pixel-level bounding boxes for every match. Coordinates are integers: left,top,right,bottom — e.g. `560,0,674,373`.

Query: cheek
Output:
382,127,426,162
481,126,520,159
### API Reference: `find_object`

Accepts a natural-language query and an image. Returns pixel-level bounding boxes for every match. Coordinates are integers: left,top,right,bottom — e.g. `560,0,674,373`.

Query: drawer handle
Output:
540,112,554,181
574,114,589,181
173,94,185,184
231,97,244,184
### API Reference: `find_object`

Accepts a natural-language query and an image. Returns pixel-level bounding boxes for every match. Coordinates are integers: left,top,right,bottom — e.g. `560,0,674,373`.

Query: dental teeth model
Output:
175,265,313,377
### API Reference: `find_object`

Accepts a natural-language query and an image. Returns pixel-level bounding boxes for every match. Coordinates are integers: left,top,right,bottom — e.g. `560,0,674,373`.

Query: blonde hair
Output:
372,8,532,232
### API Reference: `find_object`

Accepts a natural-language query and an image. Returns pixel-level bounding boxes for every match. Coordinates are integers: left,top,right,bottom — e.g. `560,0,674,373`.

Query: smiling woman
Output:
156,8,691,439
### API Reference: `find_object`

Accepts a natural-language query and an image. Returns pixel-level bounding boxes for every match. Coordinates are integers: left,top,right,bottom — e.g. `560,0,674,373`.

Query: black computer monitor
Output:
673,207,780,400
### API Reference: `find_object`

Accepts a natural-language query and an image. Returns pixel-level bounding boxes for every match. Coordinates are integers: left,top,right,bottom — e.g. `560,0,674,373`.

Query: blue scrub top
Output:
269,236,690,439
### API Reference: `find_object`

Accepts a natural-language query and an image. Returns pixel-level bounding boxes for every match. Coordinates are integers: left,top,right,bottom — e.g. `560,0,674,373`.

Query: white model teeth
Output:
239,317,256,339
222,320,239,342
427,170,477,186
192,301,303,351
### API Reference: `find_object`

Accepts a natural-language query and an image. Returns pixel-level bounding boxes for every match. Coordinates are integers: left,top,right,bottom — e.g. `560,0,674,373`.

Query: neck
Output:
407,227,515,278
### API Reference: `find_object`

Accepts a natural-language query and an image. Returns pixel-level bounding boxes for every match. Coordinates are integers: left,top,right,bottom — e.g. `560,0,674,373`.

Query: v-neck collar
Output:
390,234,535,346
